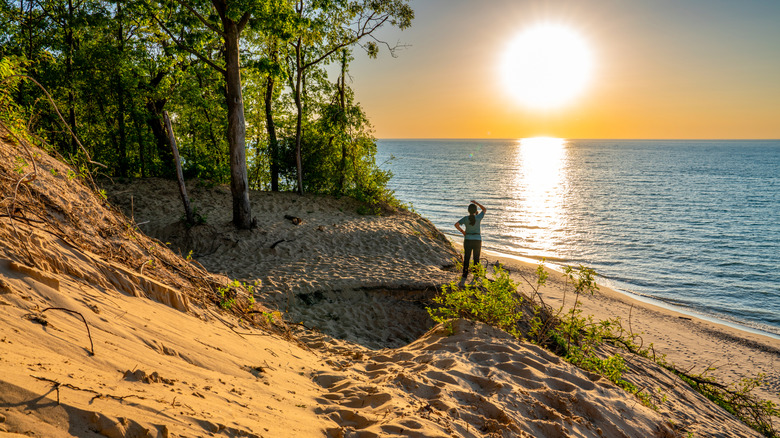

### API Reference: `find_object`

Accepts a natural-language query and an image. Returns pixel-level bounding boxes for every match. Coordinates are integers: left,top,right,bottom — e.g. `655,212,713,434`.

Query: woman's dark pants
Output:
462,239,482,278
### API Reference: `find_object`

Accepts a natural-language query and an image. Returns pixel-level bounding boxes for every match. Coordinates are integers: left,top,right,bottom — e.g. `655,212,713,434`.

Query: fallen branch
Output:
32,375,96,404
32,375,143,405
163,110,194,225
41,307,94,356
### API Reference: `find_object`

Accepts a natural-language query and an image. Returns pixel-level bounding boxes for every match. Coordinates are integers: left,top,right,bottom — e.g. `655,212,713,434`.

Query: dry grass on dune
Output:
0,130,239,316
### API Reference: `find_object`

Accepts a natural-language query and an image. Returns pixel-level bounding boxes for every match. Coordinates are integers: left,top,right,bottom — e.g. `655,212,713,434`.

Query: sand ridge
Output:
107,178,459,295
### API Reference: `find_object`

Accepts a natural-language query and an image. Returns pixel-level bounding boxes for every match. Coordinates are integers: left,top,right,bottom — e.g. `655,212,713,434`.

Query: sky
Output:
346,0,780,139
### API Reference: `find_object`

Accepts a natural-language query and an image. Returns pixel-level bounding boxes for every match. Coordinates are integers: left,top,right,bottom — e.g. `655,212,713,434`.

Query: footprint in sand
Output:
341,392,393,409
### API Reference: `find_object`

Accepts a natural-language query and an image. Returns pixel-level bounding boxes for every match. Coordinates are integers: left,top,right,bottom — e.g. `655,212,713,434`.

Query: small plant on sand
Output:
675,371,779,437
533,264,641,396
217,286,236,310
427,263,523,338
217,279,260,312
182,205,207,226
13,156,28,174
260,310,282,325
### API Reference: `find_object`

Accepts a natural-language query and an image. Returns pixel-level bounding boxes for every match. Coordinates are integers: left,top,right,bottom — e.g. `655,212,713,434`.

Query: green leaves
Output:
2,0,414,205
427,265,523,338
564,264,599,296
216,279,260,311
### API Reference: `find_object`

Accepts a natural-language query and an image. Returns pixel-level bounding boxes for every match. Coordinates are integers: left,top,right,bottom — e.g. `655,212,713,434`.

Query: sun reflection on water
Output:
510,137,568,259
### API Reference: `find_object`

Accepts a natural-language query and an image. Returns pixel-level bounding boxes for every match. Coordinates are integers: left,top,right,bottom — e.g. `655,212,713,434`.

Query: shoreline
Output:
105,176,780,409
450,240,780,404
448,235,780,341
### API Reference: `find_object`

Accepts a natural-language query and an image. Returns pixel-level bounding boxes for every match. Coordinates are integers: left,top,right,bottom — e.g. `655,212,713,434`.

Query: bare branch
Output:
363,35,408,58
301,13,391,71
41,307,95,356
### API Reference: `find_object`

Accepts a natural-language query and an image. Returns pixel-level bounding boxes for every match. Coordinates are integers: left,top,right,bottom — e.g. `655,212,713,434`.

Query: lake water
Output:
377,138,780,336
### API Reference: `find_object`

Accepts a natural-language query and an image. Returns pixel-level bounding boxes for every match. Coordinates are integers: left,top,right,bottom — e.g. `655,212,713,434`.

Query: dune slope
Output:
0,129,764,437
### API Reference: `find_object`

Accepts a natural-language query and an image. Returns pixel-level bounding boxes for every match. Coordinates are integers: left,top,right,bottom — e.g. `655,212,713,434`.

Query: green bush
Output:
430,258,779,436
0,58,32,142
216,279,259,311
533,261,780,435
427,263,523,338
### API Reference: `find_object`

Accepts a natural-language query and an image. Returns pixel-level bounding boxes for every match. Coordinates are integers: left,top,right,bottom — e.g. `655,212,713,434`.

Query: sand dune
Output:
0,130,773,437
107,178,458,295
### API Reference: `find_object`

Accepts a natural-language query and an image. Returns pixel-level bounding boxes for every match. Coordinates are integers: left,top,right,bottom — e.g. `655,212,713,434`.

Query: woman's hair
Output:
468,203,478,225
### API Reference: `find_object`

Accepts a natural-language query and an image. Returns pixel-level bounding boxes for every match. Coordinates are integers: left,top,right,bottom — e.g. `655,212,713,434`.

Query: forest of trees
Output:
0,0,413,228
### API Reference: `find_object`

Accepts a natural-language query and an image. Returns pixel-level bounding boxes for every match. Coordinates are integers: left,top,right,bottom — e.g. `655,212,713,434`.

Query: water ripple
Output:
379,139,780,335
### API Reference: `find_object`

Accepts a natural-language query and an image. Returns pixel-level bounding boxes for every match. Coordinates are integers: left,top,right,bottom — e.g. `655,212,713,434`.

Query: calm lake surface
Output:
377,138,780,336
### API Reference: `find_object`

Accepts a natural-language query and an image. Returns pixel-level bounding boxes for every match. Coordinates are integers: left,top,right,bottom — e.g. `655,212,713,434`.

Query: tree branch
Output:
150,13,227,75
364,35,408,58
237,11,251,34
302,14,391,70
172,0,225,37
41,307,94,356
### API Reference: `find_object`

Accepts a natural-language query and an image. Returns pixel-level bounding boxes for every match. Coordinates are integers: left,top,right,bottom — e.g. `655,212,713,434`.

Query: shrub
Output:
427,263,523,338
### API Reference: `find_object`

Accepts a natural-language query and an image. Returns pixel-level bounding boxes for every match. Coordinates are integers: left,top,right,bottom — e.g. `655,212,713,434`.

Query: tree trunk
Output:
294,39,304,195
145,99,174,177
66,0,77,156
130,109,146,177
337,53,347,194
163,111,194,224
144,107,168,173
143,71,175,178
265,43,279,192
116,1,128,177
222,19,252,228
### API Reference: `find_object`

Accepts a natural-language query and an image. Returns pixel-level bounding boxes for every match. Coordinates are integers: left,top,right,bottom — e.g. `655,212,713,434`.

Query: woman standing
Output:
455,200,487,286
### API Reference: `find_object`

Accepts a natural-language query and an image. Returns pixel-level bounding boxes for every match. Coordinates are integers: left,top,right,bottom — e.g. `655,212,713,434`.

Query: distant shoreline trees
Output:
0,0,413,227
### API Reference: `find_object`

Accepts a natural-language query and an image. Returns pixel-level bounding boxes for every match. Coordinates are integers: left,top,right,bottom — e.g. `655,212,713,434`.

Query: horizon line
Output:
376,137,780,141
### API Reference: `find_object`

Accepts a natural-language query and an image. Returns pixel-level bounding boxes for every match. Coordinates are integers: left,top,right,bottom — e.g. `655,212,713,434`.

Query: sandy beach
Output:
464,245,780,406
1,132,778,437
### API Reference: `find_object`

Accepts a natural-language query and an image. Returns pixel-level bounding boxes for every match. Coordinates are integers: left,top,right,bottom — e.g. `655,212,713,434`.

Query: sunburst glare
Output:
509,137,568,258
502,24,594,109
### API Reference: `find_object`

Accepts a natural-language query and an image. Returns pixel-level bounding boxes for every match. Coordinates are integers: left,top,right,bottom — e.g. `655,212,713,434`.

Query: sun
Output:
502,24,594,109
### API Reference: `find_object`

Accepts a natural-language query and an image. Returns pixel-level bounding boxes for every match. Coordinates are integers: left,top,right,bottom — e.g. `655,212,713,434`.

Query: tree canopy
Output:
0,0,413,226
